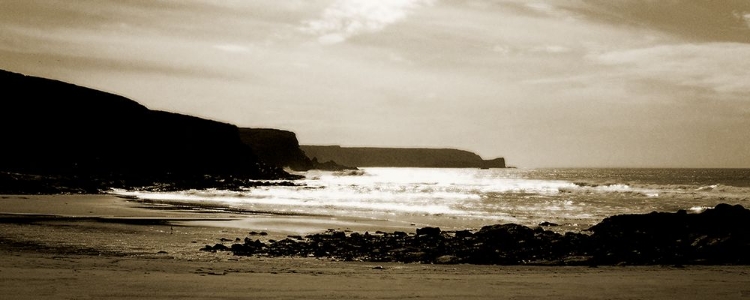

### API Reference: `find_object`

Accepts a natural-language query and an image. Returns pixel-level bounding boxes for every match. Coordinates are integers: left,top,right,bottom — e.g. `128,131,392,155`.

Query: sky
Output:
2,0,750,168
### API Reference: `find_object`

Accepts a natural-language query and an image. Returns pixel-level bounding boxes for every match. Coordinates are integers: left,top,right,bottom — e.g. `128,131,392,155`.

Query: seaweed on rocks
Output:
217,226,591,265
213,204,750,266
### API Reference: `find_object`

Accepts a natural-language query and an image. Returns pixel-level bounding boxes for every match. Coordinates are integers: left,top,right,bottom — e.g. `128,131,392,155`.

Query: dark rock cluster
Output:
205,204,750,265
587,203,750,265
202,225,590,265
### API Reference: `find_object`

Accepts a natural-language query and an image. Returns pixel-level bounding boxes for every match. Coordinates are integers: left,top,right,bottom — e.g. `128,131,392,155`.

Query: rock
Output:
454,230,474,239
310,158,358,171
416,227,441,237
393,231,408,238
588,203,750,265
435,255,458,264
213,204,750,266
477,224,535,243
212,244,230,251
231,244,257,255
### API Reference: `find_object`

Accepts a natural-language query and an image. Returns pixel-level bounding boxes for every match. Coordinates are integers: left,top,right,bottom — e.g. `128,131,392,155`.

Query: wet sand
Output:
1,195,749,299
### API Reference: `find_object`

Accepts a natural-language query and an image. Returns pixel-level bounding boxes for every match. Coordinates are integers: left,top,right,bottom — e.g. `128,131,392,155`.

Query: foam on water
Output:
113,168,750,232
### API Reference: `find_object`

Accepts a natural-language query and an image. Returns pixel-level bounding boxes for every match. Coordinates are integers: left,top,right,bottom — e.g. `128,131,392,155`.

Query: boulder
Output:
416,227,441,237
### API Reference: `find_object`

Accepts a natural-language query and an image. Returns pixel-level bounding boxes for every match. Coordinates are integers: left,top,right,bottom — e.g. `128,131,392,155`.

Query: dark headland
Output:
301,145,506,168
238,128,355,171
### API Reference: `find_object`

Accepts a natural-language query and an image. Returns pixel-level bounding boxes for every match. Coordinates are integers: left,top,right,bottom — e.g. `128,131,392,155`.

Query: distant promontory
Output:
300,146,506,169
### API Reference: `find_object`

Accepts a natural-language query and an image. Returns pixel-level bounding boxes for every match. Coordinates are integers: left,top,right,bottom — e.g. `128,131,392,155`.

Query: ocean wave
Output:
696,184,719,191
110,168,750,232
333,169,367,176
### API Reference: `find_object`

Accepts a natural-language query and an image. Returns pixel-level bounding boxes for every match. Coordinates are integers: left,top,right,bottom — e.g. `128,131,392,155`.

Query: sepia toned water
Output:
114,168,750,232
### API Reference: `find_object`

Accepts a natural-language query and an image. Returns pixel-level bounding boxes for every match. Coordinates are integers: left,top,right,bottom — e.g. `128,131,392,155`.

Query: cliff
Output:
300,146,505,168
239,128,313,171
0,69,288,185
239,128,355,171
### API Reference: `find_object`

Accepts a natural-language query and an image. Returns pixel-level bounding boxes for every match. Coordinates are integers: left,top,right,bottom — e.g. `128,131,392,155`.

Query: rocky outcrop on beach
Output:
214,224,589,265
300,146,506,168
239,128,355,171
0,69,294,193
212,204,750,265
587,203,750,265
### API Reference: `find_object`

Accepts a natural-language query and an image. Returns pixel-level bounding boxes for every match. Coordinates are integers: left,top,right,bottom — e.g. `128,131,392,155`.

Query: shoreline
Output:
0,194,416,257
2,194,750,299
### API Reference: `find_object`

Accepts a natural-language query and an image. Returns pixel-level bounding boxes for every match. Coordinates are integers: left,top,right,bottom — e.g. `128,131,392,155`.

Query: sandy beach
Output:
2,194,750,299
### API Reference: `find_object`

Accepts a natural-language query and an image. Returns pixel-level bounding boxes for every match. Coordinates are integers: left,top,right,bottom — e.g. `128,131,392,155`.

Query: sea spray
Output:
113,168,750,233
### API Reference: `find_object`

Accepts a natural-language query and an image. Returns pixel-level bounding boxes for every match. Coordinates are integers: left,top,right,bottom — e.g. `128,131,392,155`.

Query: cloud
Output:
568,0,750,43
301,0,436,44
522,2,574,19
531,45,571,54
524,2,554,13
591,43,750,97
213,44,250,53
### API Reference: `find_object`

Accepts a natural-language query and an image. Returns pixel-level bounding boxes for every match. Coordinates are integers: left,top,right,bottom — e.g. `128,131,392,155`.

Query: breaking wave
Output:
112,168,750,232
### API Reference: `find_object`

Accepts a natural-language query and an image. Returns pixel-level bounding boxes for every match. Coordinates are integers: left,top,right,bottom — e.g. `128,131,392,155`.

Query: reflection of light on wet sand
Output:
174,215,416,237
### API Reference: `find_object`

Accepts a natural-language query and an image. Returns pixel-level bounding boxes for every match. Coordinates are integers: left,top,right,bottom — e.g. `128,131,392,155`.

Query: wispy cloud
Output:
213,44,250,53
523,2,571,19
567,0,750,43
592,43,750,97
301,0,435,44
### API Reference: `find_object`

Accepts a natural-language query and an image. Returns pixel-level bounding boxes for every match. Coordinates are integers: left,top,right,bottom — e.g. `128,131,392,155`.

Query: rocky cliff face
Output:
300,146,505,168
239,128,313,171
0,69,286,181
239,129,356,171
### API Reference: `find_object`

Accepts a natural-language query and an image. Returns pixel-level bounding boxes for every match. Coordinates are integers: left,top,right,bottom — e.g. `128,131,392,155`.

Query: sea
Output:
113,168,750,233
